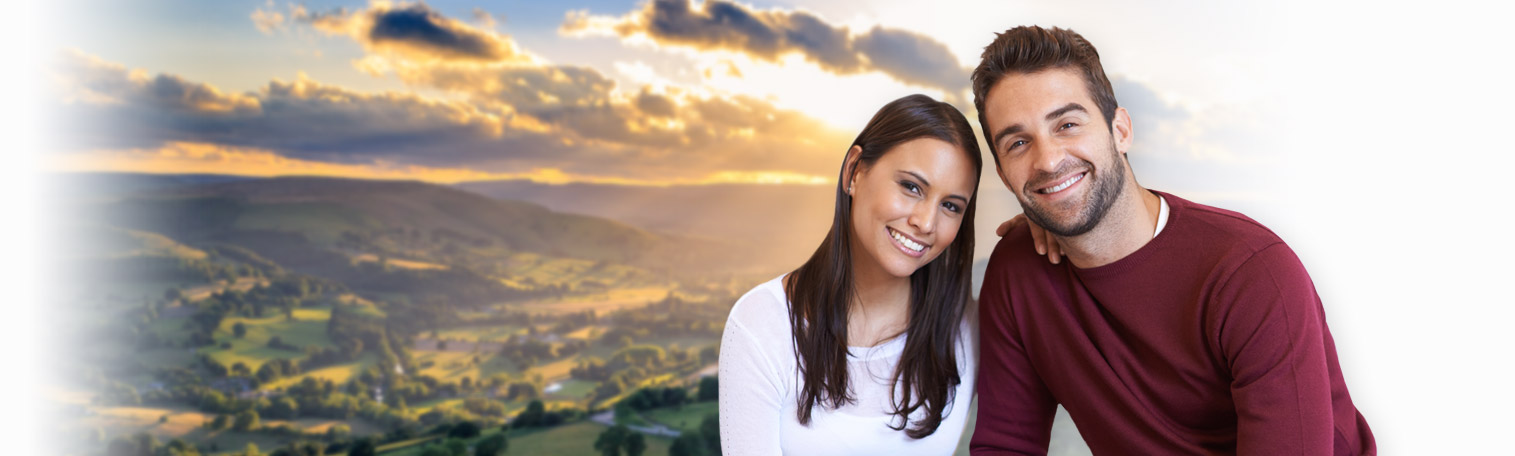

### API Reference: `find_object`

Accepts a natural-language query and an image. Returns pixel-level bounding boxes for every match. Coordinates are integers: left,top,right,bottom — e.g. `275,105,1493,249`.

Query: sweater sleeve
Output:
718,314,786,456
970,254,1057,455
1214,243,1334,455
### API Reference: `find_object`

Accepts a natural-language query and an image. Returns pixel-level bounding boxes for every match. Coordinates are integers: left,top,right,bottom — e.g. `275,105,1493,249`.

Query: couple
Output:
717,26,1376,455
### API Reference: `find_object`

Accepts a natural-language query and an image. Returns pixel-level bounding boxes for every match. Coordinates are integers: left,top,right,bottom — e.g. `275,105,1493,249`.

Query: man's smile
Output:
1034,171,1087,196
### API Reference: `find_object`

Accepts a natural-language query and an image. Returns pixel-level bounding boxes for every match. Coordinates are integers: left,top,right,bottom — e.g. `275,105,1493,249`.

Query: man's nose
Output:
1030,139,1069,174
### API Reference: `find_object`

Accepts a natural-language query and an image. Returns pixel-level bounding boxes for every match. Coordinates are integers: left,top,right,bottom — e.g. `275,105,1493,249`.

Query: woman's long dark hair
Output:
783,94,981,438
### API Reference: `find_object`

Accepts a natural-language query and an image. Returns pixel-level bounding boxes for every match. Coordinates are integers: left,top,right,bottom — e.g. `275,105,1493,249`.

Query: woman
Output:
718,94,982,454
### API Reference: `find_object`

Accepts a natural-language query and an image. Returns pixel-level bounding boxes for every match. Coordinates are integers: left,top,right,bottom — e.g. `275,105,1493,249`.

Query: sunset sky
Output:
46,0,1285,197
25,1,1515,453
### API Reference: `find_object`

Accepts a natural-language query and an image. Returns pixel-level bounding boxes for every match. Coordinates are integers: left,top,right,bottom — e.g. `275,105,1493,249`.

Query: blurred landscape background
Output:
26,0,1515,455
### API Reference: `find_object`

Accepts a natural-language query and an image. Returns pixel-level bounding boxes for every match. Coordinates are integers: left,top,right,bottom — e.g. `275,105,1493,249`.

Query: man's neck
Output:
1057,184,1162,269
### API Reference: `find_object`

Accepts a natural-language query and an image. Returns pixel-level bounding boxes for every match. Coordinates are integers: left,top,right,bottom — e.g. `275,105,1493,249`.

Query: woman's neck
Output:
848,251,911,347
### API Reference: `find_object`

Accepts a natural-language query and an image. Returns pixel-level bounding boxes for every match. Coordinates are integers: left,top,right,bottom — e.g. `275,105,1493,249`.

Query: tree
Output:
233,322,247,338
613,401,635,422
163,438,200,456
514,400,546,428
669,433,709,456
278,441,324,456
443,439,468,456
593,424,630,456
624,432,646,456
232,409,260,431
267,397,298,420
237,442,265,456
346,438,377,456
447,420,481,439
699,413,721,455
697,376,718,402
475,433,508,456
419,447,451,456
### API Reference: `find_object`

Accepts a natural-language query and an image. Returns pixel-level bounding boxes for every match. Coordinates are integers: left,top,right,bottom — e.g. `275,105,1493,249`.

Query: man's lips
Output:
1034,171,1087,195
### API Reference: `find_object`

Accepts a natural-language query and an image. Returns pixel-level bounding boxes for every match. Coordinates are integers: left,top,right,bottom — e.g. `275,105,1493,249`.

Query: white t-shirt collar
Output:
1152,194,1170,239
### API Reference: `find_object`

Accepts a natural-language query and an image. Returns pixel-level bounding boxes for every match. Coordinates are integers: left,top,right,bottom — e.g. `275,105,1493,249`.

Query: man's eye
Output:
1060,122,1077,130
1007,140,1027,151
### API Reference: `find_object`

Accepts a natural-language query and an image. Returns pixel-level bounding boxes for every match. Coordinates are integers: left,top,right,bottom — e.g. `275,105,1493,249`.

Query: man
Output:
970,26,1375,455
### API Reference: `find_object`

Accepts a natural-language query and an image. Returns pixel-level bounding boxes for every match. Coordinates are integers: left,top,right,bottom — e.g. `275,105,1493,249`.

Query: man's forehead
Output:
985,68,1093,123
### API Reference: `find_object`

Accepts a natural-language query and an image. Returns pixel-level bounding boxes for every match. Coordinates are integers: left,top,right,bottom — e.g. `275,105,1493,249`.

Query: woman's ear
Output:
843,145,864,195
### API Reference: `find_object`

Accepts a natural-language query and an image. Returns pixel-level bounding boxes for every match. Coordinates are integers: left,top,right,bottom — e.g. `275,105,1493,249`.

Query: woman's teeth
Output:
890,228,925,252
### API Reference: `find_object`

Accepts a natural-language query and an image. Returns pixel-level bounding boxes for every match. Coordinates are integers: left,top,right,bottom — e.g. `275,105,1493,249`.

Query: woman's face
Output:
848,137,977,280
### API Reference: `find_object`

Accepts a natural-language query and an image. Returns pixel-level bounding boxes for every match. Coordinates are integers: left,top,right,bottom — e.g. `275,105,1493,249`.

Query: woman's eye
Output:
942,202,961,213
900,181,921,194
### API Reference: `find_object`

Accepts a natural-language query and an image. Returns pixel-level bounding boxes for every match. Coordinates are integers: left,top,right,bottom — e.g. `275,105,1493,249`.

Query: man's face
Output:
983,68,1129,237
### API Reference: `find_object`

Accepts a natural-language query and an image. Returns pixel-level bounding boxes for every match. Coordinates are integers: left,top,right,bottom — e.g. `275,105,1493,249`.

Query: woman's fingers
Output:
1027,217,1049,258
1002,214,1063,263
996,214,1025,237
1044,228,1063,264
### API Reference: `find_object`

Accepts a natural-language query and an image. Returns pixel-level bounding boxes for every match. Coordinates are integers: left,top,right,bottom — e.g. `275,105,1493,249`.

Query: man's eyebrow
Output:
991,124,1024,152
1045,102,1087,121
990,103,1089,152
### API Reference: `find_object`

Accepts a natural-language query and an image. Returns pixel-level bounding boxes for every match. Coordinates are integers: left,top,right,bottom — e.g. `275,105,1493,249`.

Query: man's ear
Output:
1111,106,1134,156
843,145,864,195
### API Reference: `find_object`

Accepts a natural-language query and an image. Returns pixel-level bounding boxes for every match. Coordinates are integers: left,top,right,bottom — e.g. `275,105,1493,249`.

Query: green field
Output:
505,422,671,456
545,379,597,401
201,308,335,371
432,325,529,342
262,353,379,390
642,401,716,433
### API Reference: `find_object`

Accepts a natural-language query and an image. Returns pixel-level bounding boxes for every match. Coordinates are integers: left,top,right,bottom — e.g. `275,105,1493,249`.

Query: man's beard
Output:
1017,144,1126,237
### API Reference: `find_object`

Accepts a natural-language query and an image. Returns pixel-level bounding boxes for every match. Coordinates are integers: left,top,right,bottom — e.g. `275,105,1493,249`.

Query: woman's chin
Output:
882,258,929,279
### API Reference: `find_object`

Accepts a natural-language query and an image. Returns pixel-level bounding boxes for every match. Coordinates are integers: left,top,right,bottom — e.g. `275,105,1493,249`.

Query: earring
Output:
848,184,854,194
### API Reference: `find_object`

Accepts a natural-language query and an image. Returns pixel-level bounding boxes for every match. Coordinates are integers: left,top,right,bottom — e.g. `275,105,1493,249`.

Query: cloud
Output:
471,8,497,29
54,51,262,114
289,2,536,64
251,6,286,34
262,3,857,179
50,50,852,184
561,0,969,100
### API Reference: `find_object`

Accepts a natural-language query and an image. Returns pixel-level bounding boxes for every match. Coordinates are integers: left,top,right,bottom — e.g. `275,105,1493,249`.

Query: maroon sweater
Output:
972,191,1374,455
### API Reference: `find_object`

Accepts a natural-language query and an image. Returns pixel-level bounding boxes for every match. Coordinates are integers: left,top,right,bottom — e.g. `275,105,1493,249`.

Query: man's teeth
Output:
890,229,925,252
1040,173,1084,194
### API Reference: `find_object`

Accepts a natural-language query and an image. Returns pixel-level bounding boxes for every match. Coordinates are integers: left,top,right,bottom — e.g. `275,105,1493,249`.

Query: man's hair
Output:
971,26,1118,164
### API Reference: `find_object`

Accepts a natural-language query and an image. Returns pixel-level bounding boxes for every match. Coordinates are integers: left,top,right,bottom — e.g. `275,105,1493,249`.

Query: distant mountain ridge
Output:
455,179,839,268
63,174,749,274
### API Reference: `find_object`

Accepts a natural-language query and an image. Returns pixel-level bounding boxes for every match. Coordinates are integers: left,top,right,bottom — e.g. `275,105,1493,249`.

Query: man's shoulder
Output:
1164,192,1288,255
981,222,1062,296
987,222,1054,271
